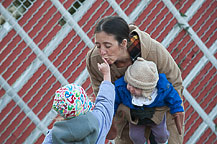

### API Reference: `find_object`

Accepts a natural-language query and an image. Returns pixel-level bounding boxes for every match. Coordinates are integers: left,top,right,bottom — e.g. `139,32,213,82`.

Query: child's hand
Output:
97,58,110,75
97,58,111,81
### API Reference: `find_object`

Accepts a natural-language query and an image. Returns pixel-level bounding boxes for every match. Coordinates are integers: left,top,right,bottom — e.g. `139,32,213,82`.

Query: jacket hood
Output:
52,112,99,144
129,25,152,59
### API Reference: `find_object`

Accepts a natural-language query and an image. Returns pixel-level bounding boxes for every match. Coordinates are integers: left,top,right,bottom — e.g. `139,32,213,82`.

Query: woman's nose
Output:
99,47,107,56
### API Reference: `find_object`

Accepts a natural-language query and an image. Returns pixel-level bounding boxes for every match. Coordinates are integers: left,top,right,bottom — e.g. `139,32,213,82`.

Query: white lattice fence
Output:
0,0,216,144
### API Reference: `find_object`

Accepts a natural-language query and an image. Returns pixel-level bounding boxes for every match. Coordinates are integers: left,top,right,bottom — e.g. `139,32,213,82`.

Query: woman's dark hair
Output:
94,16,130,44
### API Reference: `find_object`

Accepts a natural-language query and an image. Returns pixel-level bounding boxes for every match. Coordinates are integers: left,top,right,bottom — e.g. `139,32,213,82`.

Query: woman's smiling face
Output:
95,31,123,64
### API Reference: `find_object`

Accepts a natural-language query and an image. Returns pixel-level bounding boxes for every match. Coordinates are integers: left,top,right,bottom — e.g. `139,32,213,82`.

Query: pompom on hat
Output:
53,83,95,119
124,57,159,99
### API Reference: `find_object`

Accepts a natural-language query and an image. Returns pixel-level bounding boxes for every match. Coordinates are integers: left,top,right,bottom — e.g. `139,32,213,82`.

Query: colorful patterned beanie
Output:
53,83,95,119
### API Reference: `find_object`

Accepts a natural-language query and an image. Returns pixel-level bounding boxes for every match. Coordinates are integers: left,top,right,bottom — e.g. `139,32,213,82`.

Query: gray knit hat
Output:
124,57,159,99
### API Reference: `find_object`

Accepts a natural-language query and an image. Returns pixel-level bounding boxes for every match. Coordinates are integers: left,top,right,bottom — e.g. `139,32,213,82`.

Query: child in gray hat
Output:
114,57,184,144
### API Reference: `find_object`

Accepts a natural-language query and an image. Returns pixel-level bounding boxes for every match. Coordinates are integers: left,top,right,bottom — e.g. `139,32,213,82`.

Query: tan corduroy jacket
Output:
86,25,184,143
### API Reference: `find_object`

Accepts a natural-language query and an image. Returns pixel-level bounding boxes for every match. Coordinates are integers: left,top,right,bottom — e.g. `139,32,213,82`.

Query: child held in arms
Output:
43,58,115,144
114,57,184,144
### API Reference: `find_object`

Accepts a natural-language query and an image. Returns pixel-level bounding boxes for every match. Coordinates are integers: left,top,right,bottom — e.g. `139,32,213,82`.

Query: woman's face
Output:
127,83,143,97
95,31,123,64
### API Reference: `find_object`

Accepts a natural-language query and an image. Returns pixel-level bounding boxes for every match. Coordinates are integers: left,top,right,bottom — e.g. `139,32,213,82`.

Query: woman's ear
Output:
121,39,128,48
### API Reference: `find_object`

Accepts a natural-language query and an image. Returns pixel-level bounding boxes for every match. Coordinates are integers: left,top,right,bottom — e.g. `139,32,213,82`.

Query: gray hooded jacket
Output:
52,112,99,144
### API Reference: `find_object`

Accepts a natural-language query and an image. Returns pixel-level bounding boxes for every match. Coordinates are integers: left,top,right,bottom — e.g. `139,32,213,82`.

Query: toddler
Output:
114,57,184,144
42,58,115,144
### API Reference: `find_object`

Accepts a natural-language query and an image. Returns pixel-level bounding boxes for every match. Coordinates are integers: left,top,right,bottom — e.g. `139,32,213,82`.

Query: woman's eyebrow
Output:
103,42,112,45
95,41,112,45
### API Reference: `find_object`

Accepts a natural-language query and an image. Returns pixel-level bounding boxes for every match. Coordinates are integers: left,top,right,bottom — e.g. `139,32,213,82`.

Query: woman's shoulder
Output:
129,25,150,38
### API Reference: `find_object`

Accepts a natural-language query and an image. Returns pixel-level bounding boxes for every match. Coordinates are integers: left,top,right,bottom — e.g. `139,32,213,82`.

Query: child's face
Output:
127,83,143,97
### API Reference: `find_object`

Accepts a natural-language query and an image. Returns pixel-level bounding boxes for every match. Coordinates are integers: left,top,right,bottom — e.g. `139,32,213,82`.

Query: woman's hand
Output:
97,58,111,82
173,112,184,135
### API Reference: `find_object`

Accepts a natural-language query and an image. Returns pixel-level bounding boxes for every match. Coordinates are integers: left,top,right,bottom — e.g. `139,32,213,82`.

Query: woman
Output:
86,16,184,144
